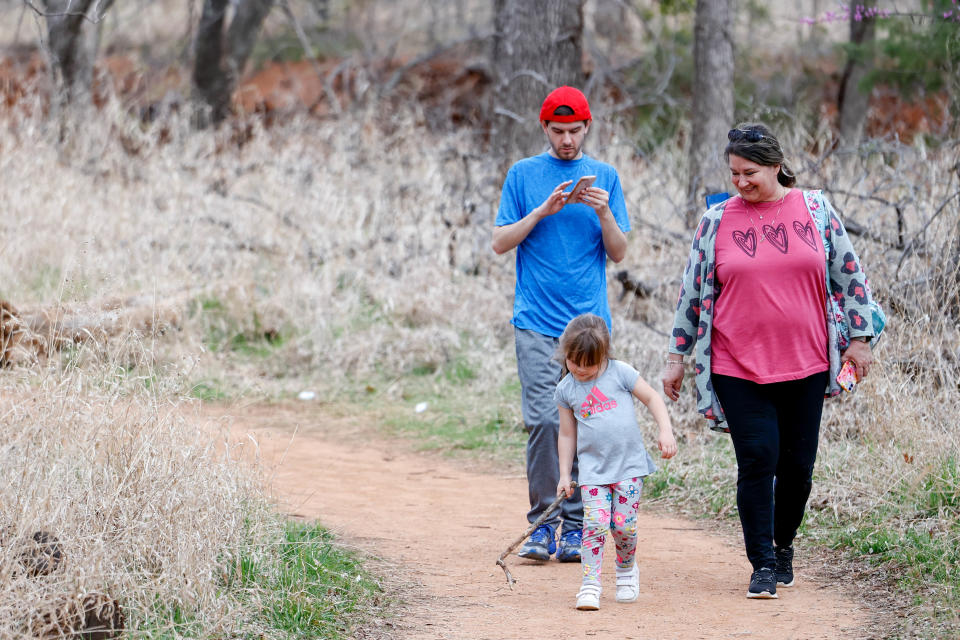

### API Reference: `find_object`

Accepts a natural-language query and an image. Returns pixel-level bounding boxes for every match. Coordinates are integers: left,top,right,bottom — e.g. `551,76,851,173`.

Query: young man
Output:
492,86,630,562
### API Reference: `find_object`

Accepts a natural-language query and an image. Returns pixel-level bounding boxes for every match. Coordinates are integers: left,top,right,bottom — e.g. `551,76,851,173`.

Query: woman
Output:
661,123,879,599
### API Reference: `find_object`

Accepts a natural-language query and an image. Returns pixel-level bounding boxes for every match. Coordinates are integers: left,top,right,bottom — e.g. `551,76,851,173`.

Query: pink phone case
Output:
836,360,857,392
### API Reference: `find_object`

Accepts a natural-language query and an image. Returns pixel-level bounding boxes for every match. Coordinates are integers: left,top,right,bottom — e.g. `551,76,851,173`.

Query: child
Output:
554,313,677,610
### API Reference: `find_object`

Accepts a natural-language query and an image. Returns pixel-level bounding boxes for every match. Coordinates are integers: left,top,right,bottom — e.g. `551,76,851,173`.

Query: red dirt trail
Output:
220,403,874,640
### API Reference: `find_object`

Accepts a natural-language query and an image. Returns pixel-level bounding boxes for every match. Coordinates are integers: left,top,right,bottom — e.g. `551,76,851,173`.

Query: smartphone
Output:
566,175,596,204
836,360,857,392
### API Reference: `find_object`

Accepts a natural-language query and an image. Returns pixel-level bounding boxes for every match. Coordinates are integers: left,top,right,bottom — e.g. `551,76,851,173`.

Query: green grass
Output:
316,347,530,459
379,361,527,459
190,379,229,401
127,601,201,639
919,456,960,513
188,295,288,357
231,520,385,638
228,329,286,357
443,355,478,385
131,520,385,639
824,456,960,626
389,404,524,454
641,434,738,519
642,461,684,499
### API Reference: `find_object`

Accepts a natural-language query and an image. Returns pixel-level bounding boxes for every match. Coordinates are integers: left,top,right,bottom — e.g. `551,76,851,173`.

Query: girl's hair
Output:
557,314,611,375
724,122,797,188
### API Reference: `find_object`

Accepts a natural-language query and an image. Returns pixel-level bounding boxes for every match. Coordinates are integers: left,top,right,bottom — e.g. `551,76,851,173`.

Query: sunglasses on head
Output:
728,128,765,142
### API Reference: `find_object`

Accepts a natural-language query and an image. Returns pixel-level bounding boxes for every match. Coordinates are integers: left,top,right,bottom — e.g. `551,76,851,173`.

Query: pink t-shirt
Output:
711,189,829,383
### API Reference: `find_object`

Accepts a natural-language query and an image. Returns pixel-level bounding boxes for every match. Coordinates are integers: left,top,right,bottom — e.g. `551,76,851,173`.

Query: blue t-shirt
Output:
495,153,630,337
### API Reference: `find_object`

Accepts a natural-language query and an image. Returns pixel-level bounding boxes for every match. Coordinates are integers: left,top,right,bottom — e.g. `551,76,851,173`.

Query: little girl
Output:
554,313,677,610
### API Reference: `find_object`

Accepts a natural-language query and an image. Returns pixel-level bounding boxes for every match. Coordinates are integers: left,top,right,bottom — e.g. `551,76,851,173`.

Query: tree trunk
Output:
193,0,274,126
491,0,585,162
837,13,876,148
44,0,97,106
685,0,734,228
226,0,274,87
193,0,230,124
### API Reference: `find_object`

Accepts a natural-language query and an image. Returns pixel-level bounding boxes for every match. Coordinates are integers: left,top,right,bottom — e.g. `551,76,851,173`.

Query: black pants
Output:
712,371,828,571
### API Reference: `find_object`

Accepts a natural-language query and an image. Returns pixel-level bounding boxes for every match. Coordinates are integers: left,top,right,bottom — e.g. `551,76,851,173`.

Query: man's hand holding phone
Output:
533,176,607,220
534,180,574,219
566,175,596,204
564,175,610,216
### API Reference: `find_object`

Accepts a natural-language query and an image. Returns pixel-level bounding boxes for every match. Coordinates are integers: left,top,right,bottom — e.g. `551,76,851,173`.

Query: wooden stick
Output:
496,483,577,589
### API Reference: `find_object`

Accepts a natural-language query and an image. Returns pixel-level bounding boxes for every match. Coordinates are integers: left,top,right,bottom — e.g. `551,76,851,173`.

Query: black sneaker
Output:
775,546,794,587
747,567,778,599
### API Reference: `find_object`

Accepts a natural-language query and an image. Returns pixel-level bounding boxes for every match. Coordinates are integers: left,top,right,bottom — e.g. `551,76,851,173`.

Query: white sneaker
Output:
576,584,601,610
615,562,639,603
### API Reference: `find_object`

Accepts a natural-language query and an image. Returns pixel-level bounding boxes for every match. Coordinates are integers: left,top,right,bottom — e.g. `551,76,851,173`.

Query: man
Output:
492,86,630,562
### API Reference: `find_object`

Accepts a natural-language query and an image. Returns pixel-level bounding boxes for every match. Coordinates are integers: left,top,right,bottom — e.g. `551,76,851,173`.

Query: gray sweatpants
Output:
515,327,583,534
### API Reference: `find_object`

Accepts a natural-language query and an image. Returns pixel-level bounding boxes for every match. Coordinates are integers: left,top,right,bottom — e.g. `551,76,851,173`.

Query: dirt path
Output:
222,403,873,640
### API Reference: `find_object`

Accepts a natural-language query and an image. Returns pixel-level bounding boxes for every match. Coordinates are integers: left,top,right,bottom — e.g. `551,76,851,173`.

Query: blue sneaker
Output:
556,529,582,562
517,524,556,561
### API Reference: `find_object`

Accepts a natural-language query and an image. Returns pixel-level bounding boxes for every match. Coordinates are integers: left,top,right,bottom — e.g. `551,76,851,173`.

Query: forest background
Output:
0,0,957,638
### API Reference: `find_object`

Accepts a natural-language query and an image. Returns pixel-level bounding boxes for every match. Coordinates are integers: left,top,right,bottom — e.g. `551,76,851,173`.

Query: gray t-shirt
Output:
554,359,658,485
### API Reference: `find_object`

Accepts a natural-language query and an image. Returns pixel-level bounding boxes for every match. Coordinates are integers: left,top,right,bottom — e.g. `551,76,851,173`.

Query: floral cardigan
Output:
668,190,878,432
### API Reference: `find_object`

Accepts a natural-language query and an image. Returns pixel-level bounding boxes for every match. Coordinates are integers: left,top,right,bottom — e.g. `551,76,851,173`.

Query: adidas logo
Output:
579,386,618,419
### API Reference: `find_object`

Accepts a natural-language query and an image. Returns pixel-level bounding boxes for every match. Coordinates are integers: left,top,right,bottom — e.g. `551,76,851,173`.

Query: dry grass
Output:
0,1,950,637
0,72,957,636
0,352,270,635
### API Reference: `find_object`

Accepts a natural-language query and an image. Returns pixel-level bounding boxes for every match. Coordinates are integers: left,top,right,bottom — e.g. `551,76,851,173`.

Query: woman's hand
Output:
661,361,684,402
842,339,873,380
557,477,575,499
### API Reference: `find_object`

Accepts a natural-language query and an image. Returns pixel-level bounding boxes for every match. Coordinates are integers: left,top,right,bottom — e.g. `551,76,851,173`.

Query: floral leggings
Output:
580,477,643,587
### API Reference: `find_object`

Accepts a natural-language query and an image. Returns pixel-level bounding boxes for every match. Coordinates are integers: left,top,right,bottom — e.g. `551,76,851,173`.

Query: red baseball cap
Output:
539,86,592,123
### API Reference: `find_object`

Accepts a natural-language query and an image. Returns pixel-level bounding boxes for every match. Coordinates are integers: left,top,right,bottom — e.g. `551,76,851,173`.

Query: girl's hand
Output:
658,430,678,459
557,477,575,499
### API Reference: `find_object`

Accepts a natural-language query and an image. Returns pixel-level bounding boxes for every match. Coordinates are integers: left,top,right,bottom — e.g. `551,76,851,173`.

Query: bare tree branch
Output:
815,186,909,248
500,68,550,92
227,0,274,81
896,189,960,274
381,31,494,95
493,106,525,124
278,0,340,114
22,0,112,23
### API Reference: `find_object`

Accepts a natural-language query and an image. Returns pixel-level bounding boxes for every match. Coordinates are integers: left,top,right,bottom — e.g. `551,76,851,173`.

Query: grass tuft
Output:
230,521,386,638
